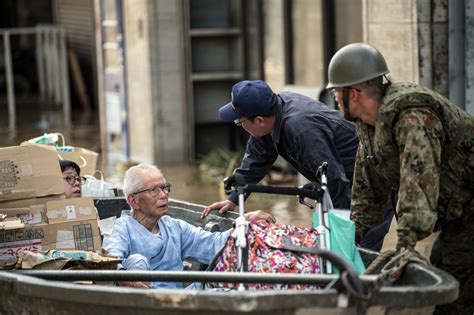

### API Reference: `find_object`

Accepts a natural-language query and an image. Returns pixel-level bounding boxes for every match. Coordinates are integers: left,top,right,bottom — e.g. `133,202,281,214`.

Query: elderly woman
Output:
59,160,85,198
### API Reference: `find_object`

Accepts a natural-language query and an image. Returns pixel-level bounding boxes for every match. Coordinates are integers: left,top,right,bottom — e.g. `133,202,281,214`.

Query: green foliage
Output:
198,148,244,183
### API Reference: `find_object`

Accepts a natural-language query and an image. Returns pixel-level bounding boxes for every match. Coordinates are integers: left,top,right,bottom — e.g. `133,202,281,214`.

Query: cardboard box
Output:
46,198,97,224
0,205,47,225
17,250,122,270
0,218,24,230
0,220,101,259
56,147,99,176
0,194,65,210
44,197,101,251
0,144,65,201
42,219,101,252
0,198,101,260
0,224,46,259
0,194,65,226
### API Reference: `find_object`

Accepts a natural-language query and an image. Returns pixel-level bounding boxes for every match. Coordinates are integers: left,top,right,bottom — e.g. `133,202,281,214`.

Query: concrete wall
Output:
362,0,474,113
450,0,474,114
292,0,324,86
467,0,474,113
362,0,419,83
263,0,286,91
335,0,363,50
124,0,190,164
123,0,155,164
120,0,472,165
416,0,433,88
431,0,448,96
264,0,364,92
148,0,191,163
362,0,450,97
411,0,448,93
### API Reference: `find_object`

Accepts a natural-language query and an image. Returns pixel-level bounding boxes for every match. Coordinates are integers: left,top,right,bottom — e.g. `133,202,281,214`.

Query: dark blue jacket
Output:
229,92,359,209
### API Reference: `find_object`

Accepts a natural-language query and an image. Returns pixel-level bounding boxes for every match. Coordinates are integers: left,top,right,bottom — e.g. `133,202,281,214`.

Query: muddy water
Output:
0,104,312,225
156,163,436,257
0,103,100,152
0,105,435,257
154,163,314,228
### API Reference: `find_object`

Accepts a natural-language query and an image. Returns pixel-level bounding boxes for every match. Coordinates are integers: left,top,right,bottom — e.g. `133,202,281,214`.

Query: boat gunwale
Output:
0,198,458,312
0,257,459,310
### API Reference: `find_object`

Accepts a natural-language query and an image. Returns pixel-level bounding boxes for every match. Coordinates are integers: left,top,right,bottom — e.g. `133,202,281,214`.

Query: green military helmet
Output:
327,43,389,89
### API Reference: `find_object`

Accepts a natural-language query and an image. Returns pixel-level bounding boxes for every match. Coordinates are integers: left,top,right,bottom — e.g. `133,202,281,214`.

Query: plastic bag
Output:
24,133,99,175
82,171,117,198
57,147,99,176
313,210,366,275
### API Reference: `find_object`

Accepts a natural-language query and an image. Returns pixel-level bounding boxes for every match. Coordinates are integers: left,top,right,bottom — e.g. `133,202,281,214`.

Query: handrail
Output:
12,270,380,289
0,25,70,131
13,246,370,300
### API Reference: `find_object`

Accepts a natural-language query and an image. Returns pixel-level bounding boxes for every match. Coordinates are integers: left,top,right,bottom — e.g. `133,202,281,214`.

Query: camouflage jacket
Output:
351,82,474,248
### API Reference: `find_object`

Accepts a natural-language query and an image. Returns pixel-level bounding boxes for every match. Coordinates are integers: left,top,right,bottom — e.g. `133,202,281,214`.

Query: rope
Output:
364,249,396,275
340,271,371,302
365,248,429,284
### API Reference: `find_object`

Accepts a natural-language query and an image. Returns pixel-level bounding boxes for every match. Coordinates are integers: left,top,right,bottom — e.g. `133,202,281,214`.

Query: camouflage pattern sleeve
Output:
350,143,389,243
394,108,443,249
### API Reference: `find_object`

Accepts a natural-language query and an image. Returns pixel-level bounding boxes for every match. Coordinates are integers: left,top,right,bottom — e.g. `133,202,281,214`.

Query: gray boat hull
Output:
0,199,459,314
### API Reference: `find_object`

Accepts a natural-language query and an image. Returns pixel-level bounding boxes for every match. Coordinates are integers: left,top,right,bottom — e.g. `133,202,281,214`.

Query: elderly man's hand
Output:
244,210,276,223
116,281,151,289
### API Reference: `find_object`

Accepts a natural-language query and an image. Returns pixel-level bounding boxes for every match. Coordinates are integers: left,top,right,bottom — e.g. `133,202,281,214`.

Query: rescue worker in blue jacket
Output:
202,80,359,217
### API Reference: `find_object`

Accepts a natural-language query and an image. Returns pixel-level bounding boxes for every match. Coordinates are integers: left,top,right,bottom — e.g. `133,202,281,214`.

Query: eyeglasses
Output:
133,183,172,197
63,176,87,185
329,87,361,100
234,116,255,126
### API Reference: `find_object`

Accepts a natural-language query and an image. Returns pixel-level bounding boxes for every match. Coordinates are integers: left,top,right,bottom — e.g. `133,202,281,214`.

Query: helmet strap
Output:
342,88,356,121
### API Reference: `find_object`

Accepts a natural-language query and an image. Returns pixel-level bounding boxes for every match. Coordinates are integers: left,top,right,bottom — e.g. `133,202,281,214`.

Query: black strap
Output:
279,244,323,255
205,237,230,272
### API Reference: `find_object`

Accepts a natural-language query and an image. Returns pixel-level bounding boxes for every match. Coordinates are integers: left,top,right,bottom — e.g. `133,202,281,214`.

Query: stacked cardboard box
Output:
44,198,101,251
0,143,101,260
0,143,65,202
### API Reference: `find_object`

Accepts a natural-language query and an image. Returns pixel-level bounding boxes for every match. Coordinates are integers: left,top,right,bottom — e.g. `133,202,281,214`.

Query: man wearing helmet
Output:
327,42,473,314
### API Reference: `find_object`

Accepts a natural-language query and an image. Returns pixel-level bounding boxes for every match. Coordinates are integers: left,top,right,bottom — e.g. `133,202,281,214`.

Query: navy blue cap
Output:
218,80,277,122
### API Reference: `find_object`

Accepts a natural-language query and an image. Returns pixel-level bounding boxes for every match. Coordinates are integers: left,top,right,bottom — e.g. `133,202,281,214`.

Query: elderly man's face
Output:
132,171,170,219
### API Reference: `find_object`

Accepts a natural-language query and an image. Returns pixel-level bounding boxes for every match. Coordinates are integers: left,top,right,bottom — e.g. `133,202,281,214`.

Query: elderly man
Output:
327,42,474,314
102,163,273,289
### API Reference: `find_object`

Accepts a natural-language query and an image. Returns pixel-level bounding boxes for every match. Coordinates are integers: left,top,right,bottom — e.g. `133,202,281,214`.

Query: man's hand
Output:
244,210,276,223
377,246,428,282
201,200,236,218
116,281,151,288
223,174,238,193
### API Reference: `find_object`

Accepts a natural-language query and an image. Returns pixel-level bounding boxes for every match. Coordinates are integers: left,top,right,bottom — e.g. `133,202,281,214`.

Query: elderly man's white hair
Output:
123,163,164,199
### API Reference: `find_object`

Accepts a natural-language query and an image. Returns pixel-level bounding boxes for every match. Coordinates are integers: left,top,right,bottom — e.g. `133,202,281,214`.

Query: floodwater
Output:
162,163,314,228
0,103,436,257
0,102,313,226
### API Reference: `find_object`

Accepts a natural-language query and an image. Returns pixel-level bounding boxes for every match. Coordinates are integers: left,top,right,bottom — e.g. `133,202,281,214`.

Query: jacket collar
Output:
271,95,283,145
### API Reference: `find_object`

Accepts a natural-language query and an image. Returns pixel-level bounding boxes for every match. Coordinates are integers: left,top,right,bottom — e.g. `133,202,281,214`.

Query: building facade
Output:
94,0,474,166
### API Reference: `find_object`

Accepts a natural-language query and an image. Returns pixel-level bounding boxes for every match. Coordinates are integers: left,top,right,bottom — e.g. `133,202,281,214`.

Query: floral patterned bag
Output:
207,220,321,290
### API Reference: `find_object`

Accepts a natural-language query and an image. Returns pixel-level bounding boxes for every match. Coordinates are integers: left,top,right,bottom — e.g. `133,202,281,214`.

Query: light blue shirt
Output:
102,214,231,288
